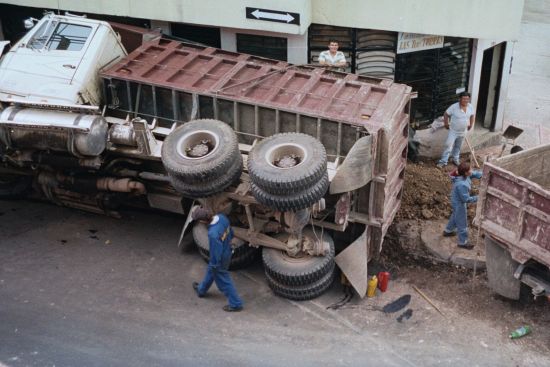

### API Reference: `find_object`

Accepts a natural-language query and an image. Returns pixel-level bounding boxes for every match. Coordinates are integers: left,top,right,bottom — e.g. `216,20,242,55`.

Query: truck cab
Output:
0,13,126,107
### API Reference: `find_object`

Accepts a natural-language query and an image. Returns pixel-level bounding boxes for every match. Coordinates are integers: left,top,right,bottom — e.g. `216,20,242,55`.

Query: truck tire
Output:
161,119,240,185
265,267,335,301
485,235,522,300
248,133,327,195
251,172,329,212
170,155,242,198
0,174,32,199
262,227,335,287
192,222,258,270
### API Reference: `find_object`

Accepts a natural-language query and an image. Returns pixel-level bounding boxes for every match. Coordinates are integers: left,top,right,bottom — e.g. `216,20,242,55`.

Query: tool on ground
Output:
412,285,445,317
367,275,378,297
498,125,524,157
377,271,390,292
326,284,354,310
396,308,413,322
510,325,531,339
464,135,480,168
382,294,411,313
330,294,411,312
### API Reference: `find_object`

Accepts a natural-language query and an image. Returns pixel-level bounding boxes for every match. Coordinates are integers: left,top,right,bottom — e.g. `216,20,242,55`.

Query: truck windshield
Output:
27,20,92,51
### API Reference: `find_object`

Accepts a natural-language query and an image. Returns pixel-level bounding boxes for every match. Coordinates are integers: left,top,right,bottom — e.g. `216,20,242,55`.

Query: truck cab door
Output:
0,16,97,100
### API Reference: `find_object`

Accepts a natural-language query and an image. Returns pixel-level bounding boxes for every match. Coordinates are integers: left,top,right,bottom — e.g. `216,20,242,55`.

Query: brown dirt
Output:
397,159,480,222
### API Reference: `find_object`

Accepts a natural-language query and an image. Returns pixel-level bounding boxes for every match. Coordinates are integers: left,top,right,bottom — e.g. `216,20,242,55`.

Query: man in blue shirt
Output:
192,207,244,312
437,92,475,168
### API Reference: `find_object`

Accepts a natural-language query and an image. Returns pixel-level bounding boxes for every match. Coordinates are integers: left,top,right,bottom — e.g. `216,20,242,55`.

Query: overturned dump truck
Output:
477,144,550,300
0,14,412,299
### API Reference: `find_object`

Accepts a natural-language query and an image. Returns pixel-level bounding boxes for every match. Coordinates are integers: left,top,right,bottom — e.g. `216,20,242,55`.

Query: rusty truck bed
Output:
476,143,550,266
100,38,412,262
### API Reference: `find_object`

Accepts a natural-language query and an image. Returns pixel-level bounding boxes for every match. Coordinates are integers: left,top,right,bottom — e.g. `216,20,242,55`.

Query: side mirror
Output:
23,17,39,30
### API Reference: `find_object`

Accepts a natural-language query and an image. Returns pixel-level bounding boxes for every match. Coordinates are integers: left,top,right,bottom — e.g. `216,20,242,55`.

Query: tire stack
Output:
161,119,242,199
247,133,329,212
262,228,335,300
192,222,258,270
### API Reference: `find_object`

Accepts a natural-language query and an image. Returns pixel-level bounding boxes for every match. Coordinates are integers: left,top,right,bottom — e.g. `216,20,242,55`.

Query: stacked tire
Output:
247,133,329,212
192,222,258,270
161,119,242,199
262,227,335,301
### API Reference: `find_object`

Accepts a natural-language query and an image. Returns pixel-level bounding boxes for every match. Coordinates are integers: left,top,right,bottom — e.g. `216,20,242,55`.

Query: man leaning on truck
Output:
318,40,347,71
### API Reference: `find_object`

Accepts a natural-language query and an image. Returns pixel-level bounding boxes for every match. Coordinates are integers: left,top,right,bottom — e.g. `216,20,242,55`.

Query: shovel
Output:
498,125,524,157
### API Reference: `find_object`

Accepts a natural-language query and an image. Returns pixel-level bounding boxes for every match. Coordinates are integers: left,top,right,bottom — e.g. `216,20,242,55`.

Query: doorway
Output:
476,42,506,130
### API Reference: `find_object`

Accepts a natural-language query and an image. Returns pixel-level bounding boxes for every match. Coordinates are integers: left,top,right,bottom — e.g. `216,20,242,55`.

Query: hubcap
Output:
266,143,307,170
176,130,220,160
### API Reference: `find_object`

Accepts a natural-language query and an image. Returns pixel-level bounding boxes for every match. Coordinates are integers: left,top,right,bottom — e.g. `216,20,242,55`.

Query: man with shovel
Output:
437,92,474,168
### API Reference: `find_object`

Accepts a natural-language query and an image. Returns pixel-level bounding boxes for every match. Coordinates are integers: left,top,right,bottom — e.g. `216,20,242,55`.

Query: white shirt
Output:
446,102,474,135
319,50,346,66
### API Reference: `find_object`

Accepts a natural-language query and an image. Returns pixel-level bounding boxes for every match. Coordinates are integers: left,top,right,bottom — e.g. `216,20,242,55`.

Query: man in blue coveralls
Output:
191,207,244,312
443,162,482,249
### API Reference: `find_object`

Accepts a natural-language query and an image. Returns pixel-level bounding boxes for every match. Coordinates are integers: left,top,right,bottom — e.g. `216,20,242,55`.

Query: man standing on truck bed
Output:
192,207,244,312
318,40,347,71
443,162,482,249
437,92,474,168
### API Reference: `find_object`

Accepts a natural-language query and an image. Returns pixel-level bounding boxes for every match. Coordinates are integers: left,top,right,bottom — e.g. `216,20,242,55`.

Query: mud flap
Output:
330,136,373,195
335,228,368,297
485,236,521,300
177,202,198,249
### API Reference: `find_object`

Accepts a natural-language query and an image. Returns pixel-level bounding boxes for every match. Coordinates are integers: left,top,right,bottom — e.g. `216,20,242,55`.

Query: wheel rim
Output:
265,143,308,170
176,130,220,160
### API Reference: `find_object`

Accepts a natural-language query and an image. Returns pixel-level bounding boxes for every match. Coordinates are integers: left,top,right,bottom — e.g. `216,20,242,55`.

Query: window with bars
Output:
236,33,287,62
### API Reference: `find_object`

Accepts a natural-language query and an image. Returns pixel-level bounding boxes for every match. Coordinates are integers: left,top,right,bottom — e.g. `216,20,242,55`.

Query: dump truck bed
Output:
476,143,550,266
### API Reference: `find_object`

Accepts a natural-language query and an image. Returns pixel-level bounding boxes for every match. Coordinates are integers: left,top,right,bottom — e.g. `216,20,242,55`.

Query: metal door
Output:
395,37,472,127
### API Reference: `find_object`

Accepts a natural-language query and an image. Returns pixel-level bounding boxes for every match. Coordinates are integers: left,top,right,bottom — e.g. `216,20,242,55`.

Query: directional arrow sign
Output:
246,7,300,25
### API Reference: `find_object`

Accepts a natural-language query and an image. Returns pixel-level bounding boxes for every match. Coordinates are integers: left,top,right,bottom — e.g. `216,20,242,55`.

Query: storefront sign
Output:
397,33,444,54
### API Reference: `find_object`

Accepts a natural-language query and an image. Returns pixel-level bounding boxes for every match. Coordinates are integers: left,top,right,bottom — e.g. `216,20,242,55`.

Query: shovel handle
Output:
464,136,480,168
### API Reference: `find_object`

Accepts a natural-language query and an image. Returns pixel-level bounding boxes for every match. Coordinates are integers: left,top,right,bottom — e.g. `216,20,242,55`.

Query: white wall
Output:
313,0,524,40
1,0,523,40
0,0,311,35
221,28,308,64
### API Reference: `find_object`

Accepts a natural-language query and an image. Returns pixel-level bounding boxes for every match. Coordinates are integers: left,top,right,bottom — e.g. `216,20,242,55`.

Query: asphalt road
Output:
1,199,548,367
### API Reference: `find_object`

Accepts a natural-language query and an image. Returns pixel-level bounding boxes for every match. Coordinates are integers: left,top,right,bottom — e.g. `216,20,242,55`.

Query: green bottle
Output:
509,326,531,339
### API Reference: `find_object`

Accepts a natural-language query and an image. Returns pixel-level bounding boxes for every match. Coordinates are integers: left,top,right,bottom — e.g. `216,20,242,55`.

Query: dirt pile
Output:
397,160,480,221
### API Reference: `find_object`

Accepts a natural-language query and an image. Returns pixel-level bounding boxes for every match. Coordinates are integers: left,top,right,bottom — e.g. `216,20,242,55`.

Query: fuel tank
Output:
0,106,108,156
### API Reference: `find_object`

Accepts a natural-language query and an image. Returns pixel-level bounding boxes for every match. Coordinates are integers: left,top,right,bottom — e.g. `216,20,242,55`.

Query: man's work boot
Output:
192,282,204,298
443,231,456,237
223,305,243,312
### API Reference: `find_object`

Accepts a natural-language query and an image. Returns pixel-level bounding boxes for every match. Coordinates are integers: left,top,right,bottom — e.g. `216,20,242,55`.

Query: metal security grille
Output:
395,37,472,127
308,24,396,78
236,33,288,61
170,23,221,48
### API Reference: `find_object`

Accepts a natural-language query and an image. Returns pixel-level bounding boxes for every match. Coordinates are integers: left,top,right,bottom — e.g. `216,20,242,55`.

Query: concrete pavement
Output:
0,199,548,366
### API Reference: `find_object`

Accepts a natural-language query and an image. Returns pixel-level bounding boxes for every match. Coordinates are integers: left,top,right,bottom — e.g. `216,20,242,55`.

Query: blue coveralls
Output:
444,171,482,245
197,214,243,308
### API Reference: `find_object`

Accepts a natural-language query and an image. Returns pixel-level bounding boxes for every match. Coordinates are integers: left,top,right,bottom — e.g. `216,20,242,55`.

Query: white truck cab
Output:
0,13,126,107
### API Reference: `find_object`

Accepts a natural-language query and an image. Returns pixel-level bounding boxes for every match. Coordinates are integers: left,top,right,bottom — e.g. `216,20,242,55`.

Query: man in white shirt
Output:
437,92,475,168
318,40,347,70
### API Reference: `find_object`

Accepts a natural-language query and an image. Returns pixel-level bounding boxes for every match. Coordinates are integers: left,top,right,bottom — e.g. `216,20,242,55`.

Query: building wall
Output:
0,0,524,40
313,0,525,40
503,0,550,148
